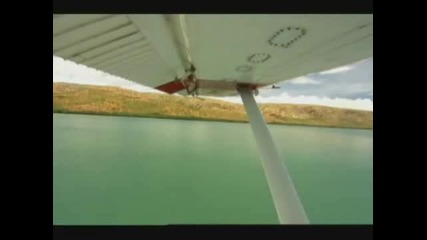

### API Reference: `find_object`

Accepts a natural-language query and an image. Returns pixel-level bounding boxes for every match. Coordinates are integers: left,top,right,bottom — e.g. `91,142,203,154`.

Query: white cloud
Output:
53,55,164,94
204,92,373,111
319,66,353,75
286,76,320,85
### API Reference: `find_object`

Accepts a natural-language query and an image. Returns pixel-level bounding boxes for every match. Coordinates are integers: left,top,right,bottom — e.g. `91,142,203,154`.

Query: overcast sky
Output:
53,56,373,111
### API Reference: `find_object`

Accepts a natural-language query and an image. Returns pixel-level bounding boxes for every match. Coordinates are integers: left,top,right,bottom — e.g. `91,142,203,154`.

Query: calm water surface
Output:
53,113,373,224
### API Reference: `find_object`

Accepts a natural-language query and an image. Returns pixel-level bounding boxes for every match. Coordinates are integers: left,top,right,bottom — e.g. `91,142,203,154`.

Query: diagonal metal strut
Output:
238,86,309,224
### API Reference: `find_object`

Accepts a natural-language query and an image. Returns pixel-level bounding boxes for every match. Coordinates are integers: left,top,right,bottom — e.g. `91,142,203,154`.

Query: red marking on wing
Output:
155,81,186,94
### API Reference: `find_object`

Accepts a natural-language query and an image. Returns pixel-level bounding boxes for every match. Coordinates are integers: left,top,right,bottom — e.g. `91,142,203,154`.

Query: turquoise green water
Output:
53,113,373,225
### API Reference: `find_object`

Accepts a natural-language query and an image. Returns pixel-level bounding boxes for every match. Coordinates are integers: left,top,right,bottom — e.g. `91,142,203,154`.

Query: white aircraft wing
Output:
53,14,372,95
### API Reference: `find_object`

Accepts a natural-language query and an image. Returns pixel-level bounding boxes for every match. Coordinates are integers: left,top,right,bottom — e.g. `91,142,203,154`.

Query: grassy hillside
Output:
53,82,373,129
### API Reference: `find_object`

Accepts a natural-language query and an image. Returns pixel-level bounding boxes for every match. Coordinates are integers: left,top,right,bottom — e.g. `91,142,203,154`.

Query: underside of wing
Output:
53,14,373,96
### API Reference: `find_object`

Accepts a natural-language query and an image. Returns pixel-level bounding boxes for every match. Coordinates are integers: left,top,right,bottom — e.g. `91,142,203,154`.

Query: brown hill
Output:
53,82,373,129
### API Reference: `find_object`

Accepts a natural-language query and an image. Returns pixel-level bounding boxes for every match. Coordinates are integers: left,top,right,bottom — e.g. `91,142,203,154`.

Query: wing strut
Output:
237,85,309,224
